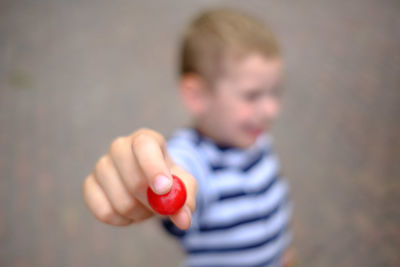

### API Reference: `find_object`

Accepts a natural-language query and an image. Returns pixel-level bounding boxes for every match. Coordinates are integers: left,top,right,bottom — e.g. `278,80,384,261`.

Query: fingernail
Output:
154,175,172,194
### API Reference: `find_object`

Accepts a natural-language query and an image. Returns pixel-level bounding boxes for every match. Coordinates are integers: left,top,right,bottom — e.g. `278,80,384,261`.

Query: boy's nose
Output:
259,98,279,120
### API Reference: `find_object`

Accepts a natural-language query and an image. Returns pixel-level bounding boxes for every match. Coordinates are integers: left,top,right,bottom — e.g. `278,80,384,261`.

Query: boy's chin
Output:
234,137,258,149
236,129,267,148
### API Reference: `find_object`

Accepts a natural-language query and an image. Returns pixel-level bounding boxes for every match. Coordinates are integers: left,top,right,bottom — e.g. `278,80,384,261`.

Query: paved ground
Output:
1,0,399,266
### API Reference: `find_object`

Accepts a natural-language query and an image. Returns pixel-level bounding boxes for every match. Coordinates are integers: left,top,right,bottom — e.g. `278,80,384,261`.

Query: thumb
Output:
168,164,197,230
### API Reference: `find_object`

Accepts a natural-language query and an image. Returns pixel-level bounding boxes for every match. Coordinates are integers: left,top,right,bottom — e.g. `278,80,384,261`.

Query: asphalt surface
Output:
1,1,399,266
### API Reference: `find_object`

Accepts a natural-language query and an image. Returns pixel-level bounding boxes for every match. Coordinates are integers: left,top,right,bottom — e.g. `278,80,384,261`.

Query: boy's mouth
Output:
249,128,264,138
243,125,265,138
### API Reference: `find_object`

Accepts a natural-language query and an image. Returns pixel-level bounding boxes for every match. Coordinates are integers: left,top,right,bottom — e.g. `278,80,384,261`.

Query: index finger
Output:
131,132,173,195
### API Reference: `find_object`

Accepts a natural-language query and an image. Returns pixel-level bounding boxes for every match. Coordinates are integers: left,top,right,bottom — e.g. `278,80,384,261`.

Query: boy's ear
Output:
179,74,210,115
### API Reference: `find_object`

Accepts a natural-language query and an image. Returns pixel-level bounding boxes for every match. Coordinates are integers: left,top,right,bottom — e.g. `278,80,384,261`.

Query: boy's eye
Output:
243,90,263,102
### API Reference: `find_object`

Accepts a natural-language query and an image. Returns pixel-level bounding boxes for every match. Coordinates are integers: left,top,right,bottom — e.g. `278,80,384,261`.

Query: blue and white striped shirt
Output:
162,128,292,267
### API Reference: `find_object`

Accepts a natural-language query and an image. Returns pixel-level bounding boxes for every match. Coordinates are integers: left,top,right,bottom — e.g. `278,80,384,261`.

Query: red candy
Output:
147,175,187,215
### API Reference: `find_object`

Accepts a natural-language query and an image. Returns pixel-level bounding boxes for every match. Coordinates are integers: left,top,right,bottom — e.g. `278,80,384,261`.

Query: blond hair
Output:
179,8,280,84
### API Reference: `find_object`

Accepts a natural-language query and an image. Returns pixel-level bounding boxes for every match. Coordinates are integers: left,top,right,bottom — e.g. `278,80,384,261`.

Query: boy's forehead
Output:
220,53,283,88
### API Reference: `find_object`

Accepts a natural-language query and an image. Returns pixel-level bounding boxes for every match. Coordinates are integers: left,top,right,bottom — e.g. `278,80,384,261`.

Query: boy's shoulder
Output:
166,128,206,177
167,127,276,171
166,128,204,160
167,127,201,147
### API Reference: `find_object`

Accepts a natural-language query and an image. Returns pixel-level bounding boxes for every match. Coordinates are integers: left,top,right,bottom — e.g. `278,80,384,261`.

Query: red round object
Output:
147,175,187,215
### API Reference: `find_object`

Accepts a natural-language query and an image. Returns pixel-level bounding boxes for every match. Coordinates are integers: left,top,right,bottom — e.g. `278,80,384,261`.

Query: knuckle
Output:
109,137,127,156
97,206,116,223
151,130,165,143
133,131,151,146
133,128,152,142
95,156,110,175
115,198,135,217
157,135,166,147
137,127,151,134
133,128,165,147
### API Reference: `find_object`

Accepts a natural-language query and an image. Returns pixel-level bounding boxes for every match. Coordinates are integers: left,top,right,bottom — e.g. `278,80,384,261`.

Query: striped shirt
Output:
162,128,292,267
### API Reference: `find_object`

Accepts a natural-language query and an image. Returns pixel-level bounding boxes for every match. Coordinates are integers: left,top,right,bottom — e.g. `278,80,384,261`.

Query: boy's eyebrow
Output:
243,82,284,94
243,86,264,92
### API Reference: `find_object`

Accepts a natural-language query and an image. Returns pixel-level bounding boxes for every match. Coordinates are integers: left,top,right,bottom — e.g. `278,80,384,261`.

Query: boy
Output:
83,8,293,267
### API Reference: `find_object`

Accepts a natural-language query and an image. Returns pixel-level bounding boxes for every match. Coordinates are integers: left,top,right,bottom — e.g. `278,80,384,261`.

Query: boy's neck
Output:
191,123,236,150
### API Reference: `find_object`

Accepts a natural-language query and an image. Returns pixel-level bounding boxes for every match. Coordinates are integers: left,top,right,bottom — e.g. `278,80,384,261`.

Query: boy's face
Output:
195,53,283,148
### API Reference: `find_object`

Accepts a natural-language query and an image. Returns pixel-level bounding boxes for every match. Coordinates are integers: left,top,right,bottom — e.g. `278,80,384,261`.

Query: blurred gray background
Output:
1,0,399,266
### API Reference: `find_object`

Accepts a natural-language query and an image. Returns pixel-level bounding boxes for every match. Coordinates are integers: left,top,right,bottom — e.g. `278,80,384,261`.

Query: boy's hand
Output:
82,128,197,230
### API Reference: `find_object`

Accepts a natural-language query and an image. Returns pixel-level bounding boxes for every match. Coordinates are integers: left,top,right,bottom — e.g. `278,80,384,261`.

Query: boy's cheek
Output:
269,100,281,118
231,103,254,120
